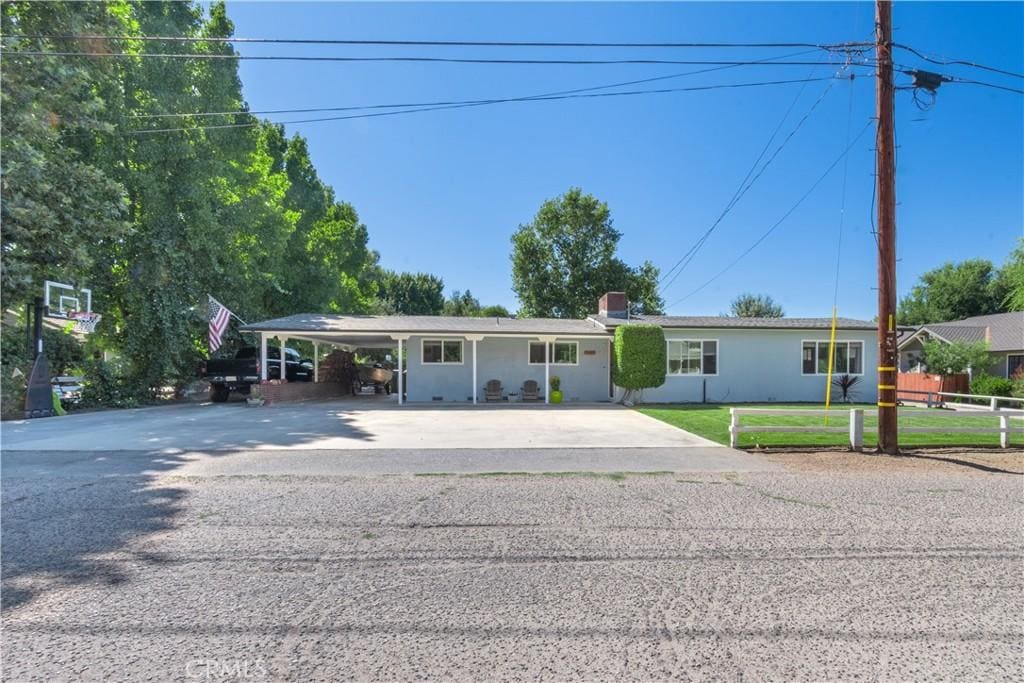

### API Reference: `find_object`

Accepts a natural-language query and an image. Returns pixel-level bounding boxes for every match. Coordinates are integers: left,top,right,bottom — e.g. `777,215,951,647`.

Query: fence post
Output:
926,392,933,408
849,409,864,452
990,396,999,411
729,408,738,448
1000,415,1009,449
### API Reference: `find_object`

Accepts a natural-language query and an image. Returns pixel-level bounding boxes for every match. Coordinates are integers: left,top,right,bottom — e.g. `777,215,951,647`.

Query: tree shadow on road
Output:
1,451,192,611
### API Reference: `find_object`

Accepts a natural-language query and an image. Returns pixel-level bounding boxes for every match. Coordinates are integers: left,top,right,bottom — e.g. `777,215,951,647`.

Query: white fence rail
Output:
897,389,1024,411
729,407,1021,450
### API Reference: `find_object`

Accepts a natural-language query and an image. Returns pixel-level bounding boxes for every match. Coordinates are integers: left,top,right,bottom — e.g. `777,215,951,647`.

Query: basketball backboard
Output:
43,280,92,318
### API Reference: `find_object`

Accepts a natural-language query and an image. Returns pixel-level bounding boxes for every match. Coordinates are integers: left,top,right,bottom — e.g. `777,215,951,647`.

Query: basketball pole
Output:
24,296,54,419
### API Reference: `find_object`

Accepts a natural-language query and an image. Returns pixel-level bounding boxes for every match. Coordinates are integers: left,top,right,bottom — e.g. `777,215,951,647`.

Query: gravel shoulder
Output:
2,450,1022,681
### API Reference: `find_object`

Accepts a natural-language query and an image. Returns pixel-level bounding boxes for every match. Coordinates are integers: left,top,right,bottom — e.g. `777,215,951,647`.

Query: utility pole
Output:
875,0,899,454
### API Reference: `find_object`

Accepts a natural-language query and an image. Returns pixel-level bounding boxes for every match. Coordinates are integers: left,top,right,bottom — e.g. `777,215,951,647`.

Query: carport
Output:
240,314,614,405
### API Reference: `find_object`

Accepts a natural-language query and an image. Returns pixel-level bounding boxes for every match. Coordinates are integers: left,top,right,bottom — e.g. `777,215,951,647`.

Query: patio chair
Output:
484,379,503,402
521,379,541,402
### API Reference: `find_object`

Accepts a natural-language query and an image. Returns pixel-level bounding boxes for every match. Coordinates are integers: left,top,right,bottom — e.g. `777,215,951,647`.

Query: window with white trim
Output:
1008,354,1024,377
802,341,863,375
422,339,463,364
667,340,718,375
528,341,578,365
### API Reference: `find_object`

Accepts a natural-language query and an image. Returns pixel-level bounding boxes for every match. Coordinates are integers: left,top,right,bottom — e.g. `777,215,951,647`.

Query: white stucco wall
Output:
636,328,880,404
404,335,612,403
401,328,879,404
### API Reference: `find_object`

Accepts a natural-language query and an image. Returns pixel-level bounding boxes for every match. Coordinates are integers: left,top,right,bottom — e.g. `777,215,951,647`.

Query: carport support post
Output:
259,333,268,381
466,335,483,405
313,342,319,383
392,335,408,405
539,335,556,405
279,337,286,381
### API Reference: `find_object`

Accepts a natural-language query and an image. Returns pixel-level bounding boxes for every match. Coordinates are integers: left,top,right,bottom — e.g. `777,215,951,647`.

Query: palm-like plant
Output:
831,374,862,403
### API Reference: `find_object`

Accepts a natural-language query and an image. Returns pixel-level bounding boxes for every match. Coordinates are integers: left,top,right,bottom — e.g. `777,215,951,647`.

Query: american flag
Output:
207,296,232,353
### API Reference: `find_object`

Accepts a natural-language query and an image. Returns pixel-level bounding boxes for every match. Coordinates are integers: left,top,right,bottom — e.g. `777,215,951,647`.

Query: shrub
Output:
970,372,1013,398
613,324,666,401
831,374,862,403
549,375,561,392
1012,367,1024,399
78,359,141,409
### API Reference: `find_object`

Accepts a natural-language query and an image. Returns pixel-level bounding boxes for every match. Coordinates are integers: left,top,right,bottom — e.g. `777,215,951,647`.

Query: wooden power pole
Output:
875,0,899,454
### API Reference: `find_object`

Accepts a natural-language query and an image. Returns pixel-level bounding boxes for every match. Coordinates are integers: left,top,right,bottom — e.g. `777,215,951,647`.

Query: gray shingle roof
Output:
241,314,609,337
912,312,1024,352
588,314,877,331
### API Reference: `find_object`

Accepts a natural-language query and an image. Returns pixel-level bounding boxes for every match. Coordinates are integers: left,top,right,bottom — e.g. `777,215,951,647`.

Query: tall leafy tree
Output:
480,304,512,318
443,290,482,316
510,187,663,318
0,1,129,306
996,239,1024,312
898,258,1007,325
375,271,445,315
730,293,785,318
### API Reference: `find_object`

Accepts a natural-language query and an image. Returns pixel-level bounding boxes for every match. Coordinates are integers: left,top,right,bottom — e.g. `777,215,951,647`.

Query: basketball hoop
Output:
67,311,101,334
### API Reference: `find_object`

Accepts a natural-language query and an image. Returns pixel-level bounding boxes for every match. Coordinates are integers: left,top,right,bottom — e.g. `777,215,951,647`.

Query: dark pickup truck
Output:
203,346,313,402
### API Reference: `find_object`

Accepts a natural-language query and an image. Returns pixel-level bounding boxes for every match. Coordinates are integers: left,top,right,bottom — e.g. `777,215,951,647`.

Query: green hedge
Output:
970,373,1013,398
613,324,666,391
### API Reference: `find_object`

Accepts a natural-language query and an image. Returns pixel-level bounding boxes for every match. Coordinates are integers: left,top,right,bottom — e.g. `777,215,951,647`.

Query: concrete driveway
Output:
1,400,772,474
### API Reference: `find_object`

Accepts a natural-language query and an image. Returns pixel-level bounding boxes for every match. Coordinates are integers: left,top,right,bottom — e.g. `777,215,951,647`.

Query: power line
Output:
657,68,850,295
892,67,1024,96
665,119,873,310
940,77,1024,96
657,71,828,290
0,50,879,68
129,76,844,135
3,33,873,51
893,42,1024,80
130,48,847,119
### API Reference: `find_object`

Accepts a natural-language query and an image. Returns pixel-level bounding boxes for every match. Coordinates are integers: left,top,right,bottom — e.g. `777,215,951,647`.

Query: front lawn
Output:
637,404,1024,449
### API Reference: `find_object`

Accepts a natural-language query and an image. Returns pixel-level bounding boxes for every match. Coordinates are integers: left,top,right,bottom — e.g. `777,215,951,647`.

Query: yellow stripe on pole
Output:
877,401,897,408
877,366,896,372
824,305,838,426
878,384,896,390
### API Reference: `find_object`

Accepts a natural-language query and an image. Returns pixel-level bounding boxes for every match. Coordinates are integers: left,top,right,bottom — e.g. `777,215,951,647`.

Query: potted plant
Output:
246,389,265,407
549,375,563,404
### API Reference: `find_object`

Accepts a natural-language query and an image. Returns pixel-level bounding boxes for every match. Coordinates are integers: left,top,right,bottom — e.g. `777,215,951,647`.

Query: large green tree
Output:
996,239,1024,312
510,187,663,318
730,293,784,318
375,271,445,315
0,1,129,307
441,290,511,317
898,258,1007,325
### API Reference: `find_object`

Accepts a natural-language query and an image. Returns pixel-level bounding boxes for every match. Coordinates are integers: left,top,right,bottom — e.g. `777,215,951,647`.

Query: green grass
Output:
637,403,1024,449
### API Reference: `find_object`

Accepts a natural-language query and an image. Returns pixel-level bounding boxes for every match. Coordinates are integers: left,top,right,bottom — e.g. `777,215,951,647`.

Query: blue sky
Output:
223,1,1023,319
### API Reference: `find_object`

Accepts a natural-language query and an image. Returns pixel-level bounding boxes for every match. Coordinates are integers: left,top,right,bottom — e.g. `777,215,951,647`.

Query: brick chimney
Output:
598,292,628,319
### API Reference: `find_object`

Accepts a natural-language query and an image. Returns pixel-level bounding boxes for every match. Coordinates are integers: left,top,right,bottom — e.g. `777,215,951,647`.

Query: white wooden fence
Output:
729,407,1022,450
898,389,1024,411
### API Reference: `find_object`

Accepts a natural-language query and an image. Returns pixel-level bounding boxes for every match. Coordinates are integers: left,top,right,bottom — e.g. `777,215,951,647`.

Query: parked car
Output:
51,375,83,405
202,345,313,402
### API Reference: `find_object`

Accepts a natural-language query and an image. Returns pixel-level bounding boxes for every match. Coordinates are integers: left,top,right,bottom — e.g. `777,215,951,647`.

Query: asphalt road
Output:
2,451,1021,681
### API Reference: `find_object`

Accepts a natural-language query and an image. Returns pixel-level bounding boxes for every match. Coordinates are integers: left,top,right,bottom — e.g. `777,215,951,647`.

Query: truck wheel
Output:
210,384,230,403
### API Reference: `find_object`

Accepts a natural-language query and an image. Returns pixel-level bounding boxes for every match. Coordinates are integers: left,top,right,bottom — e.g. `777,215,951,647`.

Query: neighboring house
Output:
241,292,879,404
897,312,1024,378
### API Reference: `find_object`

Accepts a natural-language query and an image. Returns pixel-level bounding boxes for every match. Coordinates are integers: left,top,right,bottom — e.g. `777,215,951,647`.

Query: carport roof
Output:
240,314,610,337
